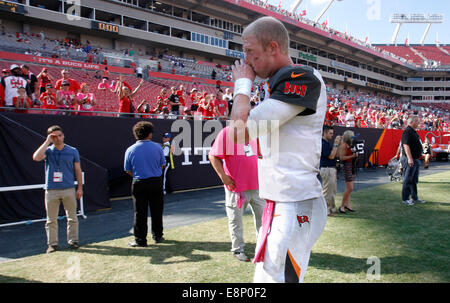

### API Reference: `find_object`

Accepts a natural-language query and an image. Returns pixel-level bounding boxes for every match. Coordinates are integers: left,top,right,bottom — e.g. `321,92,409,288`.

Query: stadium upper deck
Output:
0,0,449,104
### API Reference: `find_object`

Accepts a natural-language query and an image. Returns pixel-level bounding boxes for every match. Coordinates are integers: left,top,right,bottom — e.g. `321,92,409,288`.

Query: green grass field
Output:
0,170,449,283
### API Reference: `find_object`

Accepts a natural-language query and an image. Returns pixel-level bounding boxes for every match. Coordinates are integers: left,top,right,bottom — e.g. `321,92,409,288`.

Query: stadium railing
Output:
0,173,86,228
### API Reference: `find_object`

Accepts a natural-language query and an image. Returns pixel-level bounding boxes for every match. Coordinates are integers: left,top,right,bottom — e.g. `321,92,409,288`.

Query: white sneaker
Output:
402,199,414,206
414,198,426,204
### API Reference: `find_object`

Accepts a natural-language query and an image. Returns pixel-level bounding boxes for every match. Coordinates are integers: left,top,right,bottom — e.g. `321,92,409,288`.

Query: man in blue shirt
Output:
124,121,166,247
320,125,342,216
33,125,83,253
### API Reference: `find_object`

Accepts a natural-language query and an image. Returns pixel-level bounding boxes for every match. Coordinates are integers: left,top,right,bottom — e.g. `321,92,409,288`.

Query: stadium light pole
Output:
289,0,303,14
390,13,443,45
313,0,342,24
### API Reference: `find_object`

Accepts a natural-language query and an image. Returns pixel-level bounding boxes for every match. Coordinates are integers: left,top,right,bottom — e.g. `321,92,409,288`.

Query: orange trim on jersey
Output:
266,81,271,96
287,249,301,279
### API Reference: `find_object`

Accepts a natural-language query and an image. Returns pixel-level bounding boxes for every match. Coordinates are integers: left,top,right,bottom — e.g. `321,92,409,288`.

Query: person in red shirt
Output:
0,83,4,111
136,99,152,118
111,77,132,94
13,86,31,113
324,106,338,126
176,85,186,114
102,67,109,80
117,76,144,117
189,88,199,112
54,69,80,94
153,88,169,114
213,89,228,119
39,84,58,114
199,94,215,120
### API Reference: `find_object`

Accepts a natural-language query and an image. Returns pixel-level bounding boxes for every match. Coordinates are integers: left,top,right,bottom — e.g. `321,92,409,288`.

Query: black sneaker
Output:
69,242,79,250
154,237,165,243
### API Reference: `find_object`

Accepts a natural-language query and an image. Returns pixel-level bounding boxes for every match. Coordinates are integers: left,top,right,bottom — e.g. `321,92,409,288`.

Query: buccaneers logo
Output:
297,215,309,227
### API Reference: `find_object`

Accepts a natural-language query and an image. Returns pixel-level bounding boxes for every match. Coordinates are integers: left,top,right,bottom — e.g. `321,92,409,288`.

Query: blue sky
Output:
267,0,450,45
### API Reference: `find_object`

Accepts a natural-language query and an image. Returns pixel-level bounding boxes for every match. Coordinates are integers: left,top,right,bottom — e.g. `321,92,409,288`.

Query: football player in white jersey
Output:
230,16,328,283
1,64,27,109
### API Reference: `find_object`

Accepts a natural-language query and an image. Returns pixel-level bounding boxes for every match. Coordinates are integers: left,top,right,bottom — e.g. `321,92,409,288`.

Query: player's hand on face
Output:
46,133,57,144
231,59,255,82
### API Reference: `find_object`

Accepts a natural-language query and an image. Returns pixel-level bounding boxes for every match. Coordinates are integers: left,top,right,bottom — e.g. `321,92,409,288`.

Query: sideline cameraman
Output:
338,130,358,214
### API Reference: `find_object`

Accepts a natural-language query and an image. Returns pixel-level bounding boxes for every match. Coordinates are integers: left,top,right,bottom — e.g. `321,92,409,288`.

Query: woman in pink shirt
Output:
56,80,75,115
77,83,96,116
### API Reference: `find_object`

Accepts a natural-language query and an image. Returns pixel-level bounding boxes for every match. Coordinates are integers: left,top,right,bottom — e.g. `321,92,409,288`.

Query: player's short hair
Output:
47,125,63,135
242,16,289,54
133,121,154,140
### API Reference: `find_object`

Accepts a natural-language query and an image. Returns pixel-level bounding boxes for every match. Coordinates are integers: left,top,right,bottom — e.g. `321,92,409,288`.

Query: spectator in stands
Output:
213,89,228,119
1,64,27,110
37,68,54,95
56,80,75,115
76,83,96,116
223,88,233,102
189,88,199,112
102,67,109,80
97,78,109,90
136,66,143,78
13,86,31,114
211,69,217,80
153,88,169,114
157,62,162,72
1,69,10,80
136,99,152,119
168,86,181,116
40,84,58,114
94,70,102,80
20,65,39,105
176,85,186,114
0,80,4,110
199,94,215,120
345,109,355,127
124,121,166,247
209,126,265,262
117,76,144,117
32,125,83,253
338,130,358,213
324,106,338,126
55,69,80,94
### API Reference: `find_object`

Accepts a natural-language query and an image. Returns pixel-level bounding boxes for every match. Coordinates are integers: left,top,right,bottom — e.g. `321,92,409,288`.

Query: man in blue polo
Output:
33,125,83,253
124,121,166,247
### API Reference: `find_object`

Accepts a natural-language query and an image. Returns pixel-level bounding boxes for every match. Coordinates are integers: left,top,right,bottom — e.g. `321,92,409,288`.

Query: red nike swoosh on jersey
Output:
291,72,306,78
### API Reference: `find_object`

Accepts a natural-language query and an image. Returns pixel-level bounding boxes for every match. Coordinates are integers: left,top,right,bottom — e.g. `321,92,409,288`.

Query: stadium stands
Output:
413,46,450,65
377,45,425,65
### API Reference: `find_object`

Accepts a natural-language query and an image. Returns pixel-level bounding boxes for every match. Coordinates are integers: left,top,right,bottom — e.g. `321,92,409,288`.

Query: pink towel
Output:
253,200,275,263
237,192,246,209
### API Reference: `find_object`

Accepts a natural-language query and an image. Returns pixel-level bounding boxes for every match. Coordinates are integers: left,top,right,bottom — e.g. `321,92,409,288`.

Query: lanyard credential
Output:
53,148,63,183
